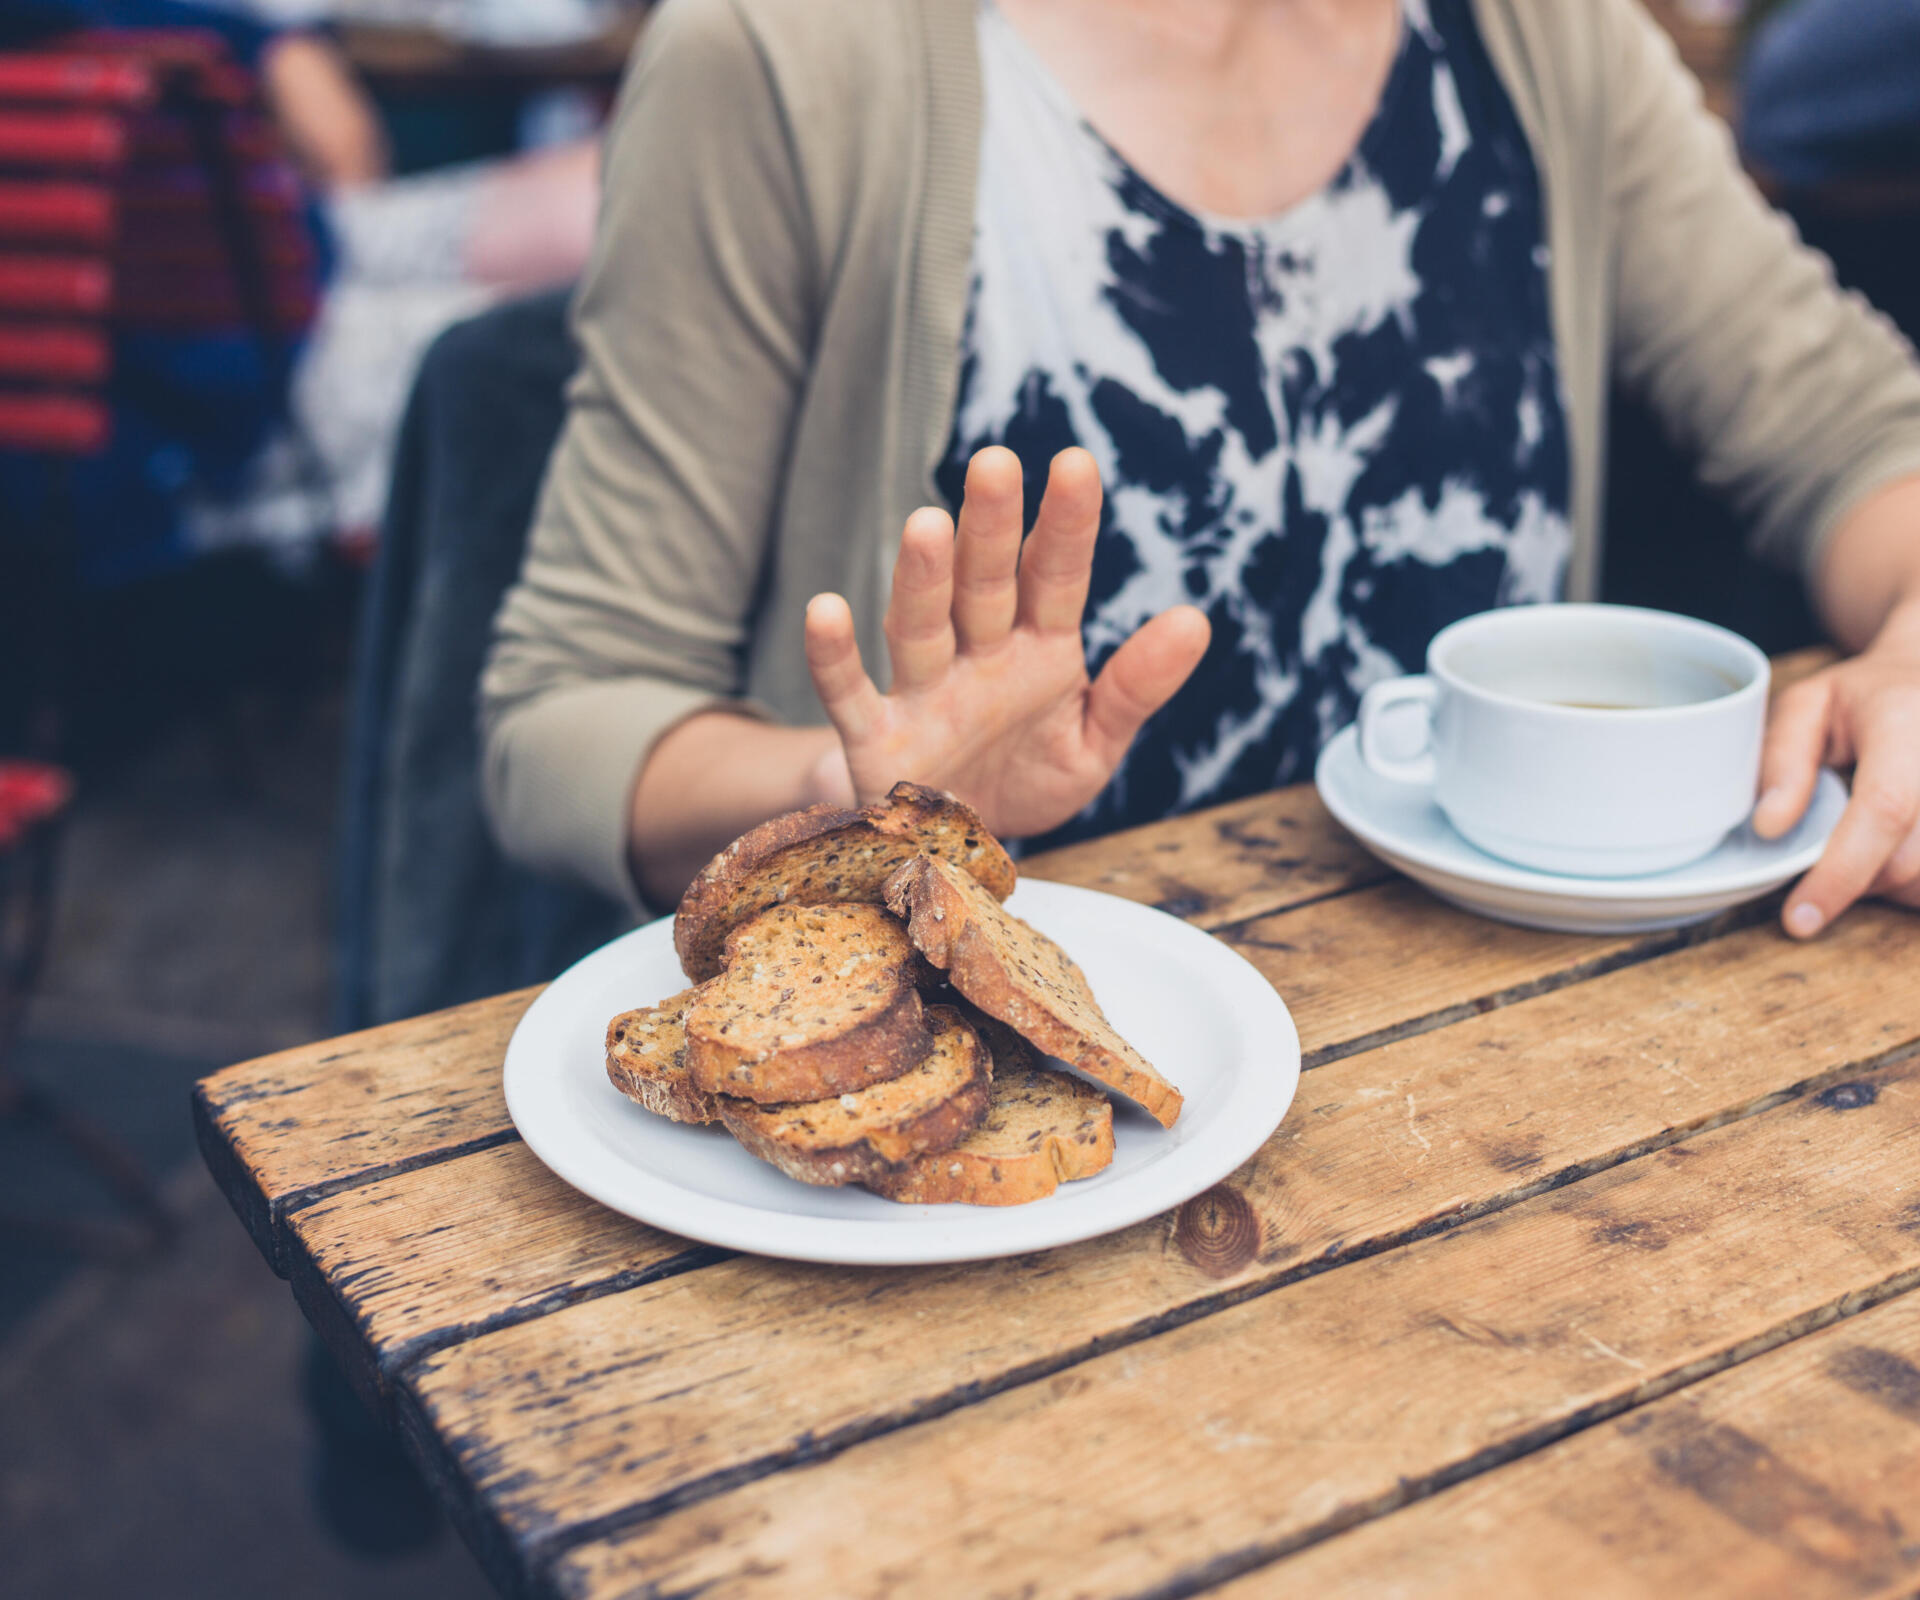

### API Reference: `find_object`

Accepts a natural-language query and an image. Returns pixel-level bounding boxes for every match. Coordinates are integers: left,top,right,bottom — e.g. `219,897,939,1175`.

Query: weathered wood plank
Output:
284,1141,716,1415
1023,784,1387,929
192,987,539,1271
1226,1284,1920,1600
1217,876,1730,1066
544,1049,1920,1600
389,911,1920,1588
199,651,1837,1277
201,863,1736,1282
286,901,1865,1415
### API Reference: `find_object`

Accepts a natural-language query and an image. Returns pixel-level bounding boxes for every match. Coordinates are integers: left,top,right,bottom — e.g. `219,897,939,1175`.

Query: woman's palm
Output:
805,447,1210,840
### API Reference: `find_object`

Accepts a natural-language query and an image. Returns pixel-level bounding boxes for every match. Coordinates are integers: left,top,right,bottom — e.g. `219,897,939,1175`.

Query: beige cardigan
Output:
482,0,1920,909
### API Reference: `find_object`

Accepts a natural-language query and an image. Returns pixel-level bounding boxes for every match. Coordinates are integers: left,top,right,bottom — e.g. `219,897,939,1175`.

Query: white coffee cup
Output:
1356,604,1770,877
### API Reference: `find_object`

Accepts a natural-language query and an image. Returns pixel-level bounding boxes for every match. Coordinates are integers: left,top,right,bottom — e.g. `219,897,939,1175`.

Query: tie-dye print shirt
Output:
937,0,1573,847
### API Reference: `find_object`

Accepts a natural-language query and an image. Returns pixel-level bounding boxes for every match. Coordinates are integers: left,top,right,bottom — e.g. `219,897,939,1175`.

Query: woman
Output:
482,0,1920,938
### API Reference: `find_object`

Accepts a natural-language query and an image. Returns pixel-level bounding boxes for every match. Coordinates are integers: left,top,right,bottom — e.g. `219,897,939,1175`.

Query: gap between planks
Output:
291,891,1791,1419
192,985,546,1275
417,1034,1920,1595
1207,1284,1920,1600
1125,1280,1920,1600
539,1051,1920,1600
1278,892,1777,1070
377,913,1920,1594
248,879,1776,1291
289,1226,734,1423
196,647,1837,1275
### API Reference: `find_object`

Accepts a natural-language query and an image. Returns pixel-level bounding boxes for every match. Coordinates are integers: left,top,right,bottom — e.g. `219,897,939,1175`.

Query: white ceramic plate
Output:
503,880,1300,1265
1316,723,1847,935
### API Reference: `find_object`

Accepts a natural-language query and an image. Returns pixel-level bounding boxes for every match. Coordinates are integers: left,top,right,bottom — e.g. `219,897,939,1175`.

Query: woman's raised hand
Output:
803,446,1211,838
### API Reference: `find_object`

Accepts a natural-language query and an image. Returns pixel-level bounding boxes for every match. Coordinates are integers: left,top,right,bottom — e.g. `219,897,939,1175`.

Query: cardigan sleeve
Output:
1600,0,1920,586
479,0,817,910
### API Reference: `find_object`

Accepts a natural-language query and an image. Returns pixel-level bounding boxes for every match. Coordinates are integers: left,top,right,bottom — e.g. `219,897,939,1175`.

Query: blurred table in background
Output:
329,1,646,172
334,4,645,93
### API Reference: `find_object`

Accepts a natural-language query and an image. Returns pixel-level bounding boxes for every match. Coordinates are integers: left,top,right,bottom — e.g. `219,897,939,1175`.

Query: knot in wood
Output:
1174,1184,1259,1278
1815,1081,1877,1112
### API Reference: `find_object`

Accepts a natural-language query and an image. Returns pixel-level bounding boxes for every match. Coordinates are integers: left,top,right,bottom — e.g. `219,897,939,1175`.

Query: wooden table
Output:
195,651,1920,1600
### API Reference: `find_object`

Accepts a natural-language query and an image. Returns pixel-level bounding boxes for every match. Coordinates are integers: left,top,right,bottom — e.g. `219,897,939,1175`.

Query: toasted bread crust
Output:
885,856,1184,1128
673,781,1017,981
605,988,717,1124
864,1060,1114,1205
720,1006,992,1186
685,904,931,1103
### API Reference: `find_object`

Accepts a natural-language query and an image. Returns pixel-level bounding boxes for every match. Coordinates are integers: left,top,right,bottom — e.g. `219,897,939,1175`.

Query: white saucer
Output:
1314,724,1847,935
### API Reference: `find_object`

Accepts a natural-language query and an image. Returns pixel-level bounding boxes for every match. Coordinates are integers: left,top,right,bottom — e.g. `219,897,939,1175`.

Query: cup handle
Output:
1357,676,1440,786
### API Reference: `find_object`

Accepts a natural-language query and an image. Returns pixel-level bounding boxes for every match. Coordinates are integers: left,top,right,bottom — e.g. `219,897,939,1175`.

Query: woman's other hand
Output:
1754,595,1920,936
804,446,1210,839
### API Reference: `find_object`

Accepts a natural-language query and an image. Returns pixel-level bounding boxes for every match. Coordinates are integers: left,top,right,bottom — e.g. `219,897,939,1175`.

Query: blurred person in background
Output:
482,0,1920,944
5,0,608,1558
183,0,604,550
15,0,603,562
1742,0,1920,193
1738,0,1920,356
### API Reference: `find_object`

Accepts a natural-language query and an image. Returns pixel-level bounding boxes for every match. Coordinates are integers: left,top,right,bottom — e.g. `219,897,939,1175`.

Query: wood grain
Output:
201,864,1726,1283
290,903,1886,1414
1219,876,1735,1065
1224,1286,1920,1600
549,1050,1920,1600
1024,784,1386,928
393,911,1920,1583
192,987,539,1272
284,1140,714,1414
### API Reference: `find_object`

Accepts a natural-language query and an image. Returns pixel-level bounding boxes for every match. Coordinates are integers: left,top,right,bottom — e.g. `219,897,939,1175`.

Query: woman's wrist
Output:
1877,591,1920,652
628,712,845,908
1814,475,1920,652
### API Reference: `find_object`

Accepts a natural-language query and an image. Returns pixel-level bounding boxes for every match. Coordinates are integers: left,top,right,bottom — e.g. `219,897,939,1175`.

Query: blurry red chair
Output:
0,27,320,1255
0,29,319,459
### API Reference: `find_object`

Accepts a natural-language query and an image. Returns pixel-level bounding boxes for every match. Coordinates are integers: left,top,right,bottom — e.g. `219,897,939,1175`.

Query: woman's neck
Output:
1062,0,1365,65
995,0,1403,220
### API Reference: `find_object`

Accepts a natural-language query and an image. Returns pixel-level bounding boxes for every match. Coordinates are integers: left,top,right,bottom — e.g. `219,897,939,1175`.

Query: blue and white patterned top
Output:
937,0,1573,847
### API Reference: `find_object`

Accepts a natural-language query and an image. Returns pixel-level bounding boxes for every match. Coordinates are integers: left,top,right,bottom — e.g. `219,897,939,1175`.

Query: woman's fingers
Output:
1083,605,1212,768
1016,448,1105,636
952,447,1025,651
1753,674,1834,838
1783,719,1920,937
804,592,884,744
884,507,958,692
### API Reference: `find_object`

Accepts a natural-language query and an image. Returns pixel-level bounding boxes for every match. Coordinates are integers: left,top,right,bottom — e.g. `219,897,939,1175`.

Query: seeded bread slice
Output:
685,903,929,1103
719,1005,992,1186
884,854,1184,1128
674,781,1018,981
865,1052,1114,1205
605,988,716,1124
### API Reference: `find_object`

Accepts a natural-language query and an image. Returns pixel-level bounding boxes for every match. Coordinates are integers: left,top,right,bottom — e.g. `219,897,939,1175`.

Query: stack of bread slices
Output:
604,782,1183,1206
